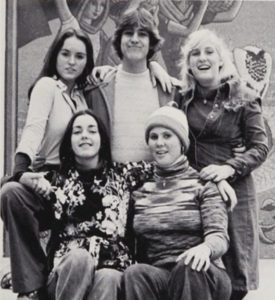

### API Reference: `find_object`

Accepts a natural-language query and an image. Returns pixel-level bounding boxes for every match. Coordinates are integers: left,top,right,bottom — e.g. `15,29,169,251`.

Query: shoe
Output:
0,271,12,289
17,288,48,300
17,290,39,300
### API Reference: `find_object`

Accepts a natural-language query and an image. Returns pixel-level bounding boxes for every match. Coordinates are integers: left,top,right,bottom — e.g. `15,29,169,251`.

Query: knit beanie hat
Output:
145,106,190,151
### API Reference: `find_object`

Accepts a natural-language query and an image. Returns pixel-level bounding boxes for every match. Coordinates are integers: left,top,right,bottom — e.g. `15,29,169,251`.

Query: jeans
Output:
47,249,122,300
1,182,54,293
123,260,232,300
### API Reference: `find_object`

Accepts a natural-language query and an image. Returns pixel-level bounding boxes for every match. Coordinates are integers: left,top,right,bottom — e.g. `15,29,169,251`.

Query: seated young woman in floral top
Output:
41,109,153,300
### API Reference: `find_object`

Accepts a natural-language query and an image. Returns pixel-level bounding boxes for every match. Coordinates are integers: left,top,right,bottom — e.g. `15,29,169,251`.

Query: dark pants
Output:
1,182,54,293
47,249,122,300
230,290,248,300
123,260,232,300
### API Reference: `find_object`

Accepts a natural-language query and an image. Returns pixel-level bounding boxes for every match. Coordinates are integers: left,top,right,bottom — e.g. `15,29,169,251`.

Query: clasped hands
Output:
199,164,237,211
20,172,54,199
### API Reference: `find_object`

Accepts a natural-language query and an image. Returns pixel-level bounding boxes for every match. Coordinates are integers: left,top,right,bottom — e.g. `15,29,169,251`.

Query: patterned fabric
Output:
48,161,153,271
133,156,229,269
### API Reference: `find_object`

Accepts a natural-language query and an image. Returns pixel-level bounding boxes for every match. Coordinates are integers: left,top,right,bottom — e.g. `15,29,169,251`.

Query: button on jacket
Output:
175,80,269,291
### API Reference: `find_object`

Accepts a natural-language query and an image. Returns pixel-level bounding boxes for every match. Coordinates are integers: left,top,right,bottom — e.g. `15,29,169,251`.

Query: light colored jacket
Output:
17,77,87,165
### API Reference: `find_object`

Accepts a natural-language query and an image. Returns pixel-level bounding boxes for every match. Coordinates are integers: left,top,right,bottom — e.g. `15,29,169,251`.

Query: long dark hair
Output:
28,28,94,97
59,109,112,174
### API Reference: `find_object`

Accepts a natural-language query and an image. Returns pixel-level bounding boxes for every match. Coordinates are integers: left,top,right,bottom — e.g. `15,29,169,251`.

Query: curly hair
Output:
113,6,163,61
179,29,240,93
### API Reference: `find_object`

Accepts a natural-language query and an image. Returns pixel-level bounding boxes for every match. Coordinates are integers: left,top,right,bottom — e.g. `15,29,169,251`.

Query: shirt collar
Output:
183,76,237,103
55,77,81,97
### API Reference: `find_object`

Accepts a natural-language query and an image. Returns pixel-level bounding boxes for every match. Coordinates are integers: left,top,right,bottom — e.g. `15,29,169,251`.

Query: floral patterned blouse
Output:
47,161,153,271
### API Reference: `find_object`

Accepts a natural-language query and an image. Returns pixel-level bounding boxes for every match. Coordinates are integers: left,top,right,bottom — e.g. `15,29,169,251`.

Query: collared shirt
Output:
175,79,269,176
16,77,87,166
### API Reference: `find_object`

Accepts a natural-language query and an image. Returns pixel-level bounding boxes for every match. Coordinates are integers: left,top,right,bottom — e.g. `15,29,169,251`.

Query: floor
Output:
0,258,275,300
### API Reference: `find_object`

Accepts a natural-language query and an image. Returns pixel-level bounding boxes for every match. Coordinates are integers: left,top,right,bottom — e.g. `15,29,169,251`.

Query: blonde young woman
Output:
175,29,269,300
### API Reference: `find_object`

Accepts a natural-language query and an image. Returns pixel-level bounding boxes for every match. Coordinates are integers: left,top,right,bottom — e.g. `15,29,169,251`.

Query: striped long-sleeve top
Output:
132,158,229,269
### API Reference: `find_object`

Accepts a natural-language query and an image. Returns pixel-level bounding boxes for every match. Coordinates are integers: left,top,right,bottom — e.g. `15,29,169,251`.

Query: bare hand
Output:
216,180,237,211
19,172,44,190
90,65,117,84
149,61,180,93
176,243,211,272
20,172,53,199
199,164,235,182
32,175,54,199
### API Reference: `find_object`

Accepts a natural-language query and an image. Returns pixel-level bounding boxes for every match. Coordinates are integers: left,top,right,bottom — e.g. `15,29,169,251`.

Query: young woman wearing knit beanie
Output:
123,106,232,300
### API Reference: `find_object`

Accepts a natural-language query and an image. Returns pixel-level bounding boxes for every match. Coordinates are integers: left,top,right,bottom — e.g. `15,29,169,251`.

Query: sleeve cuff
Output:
13,152,31,175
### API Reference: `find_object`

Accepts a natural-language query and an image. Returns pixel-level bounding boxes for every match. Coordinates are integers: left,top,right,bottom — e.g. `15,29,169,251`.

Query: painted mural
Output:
11,0,275,257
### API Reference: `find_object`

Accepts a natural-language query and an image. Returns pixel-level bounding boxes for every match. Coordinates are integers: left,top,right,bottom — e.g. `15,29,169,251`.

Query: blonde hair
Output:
179,29,240,93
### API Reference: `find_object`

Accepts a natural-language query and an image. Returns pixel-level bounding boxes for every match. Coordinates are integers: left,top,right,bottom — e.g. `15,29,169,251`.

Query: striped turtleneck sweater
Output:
132,156,229,269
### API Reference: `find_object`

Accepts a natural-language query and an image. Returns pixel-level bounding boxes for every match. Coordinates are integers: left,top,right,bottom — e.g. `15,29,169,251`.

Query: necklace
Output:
197,87,217,105
155,174,167,188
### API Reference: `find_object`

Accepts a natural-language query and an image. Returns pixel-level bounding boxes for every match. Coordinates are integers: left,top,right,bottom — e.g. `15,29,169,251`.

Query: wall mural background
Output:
8,0,275,257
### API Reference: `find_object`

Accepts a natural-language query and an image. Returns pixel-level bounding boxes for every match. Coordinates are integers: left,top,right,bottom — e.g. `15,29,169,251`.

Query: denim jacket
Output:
175,79,269,177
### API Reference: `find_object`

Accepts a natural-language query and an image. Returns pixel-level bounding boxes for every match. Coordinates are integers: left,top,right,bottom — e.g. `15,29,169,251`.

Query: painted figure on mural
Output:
54,0,113,64
233,45,275,247
157,0,244,76
77,0,109,33
17,0,244,71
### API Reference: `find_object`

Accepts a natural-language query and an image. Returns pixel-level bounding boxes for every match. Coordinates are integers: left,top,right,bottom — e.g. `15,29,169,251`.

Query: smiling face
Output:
188,42,223,89
56,36,87,86
148,127,182,168
71,114,101,168
120,26,150,70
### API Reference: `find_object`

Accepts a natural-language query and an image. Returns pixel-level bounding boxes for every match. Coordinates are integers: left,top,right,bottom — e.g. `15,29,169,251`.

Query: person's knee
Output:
171,259,201,282
65,248,92,264
64,248,95,272
173,258,191,273
1,182,25,215
217,269,232,299
87,269,122,300
124,264,151,280
95,269,122,286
